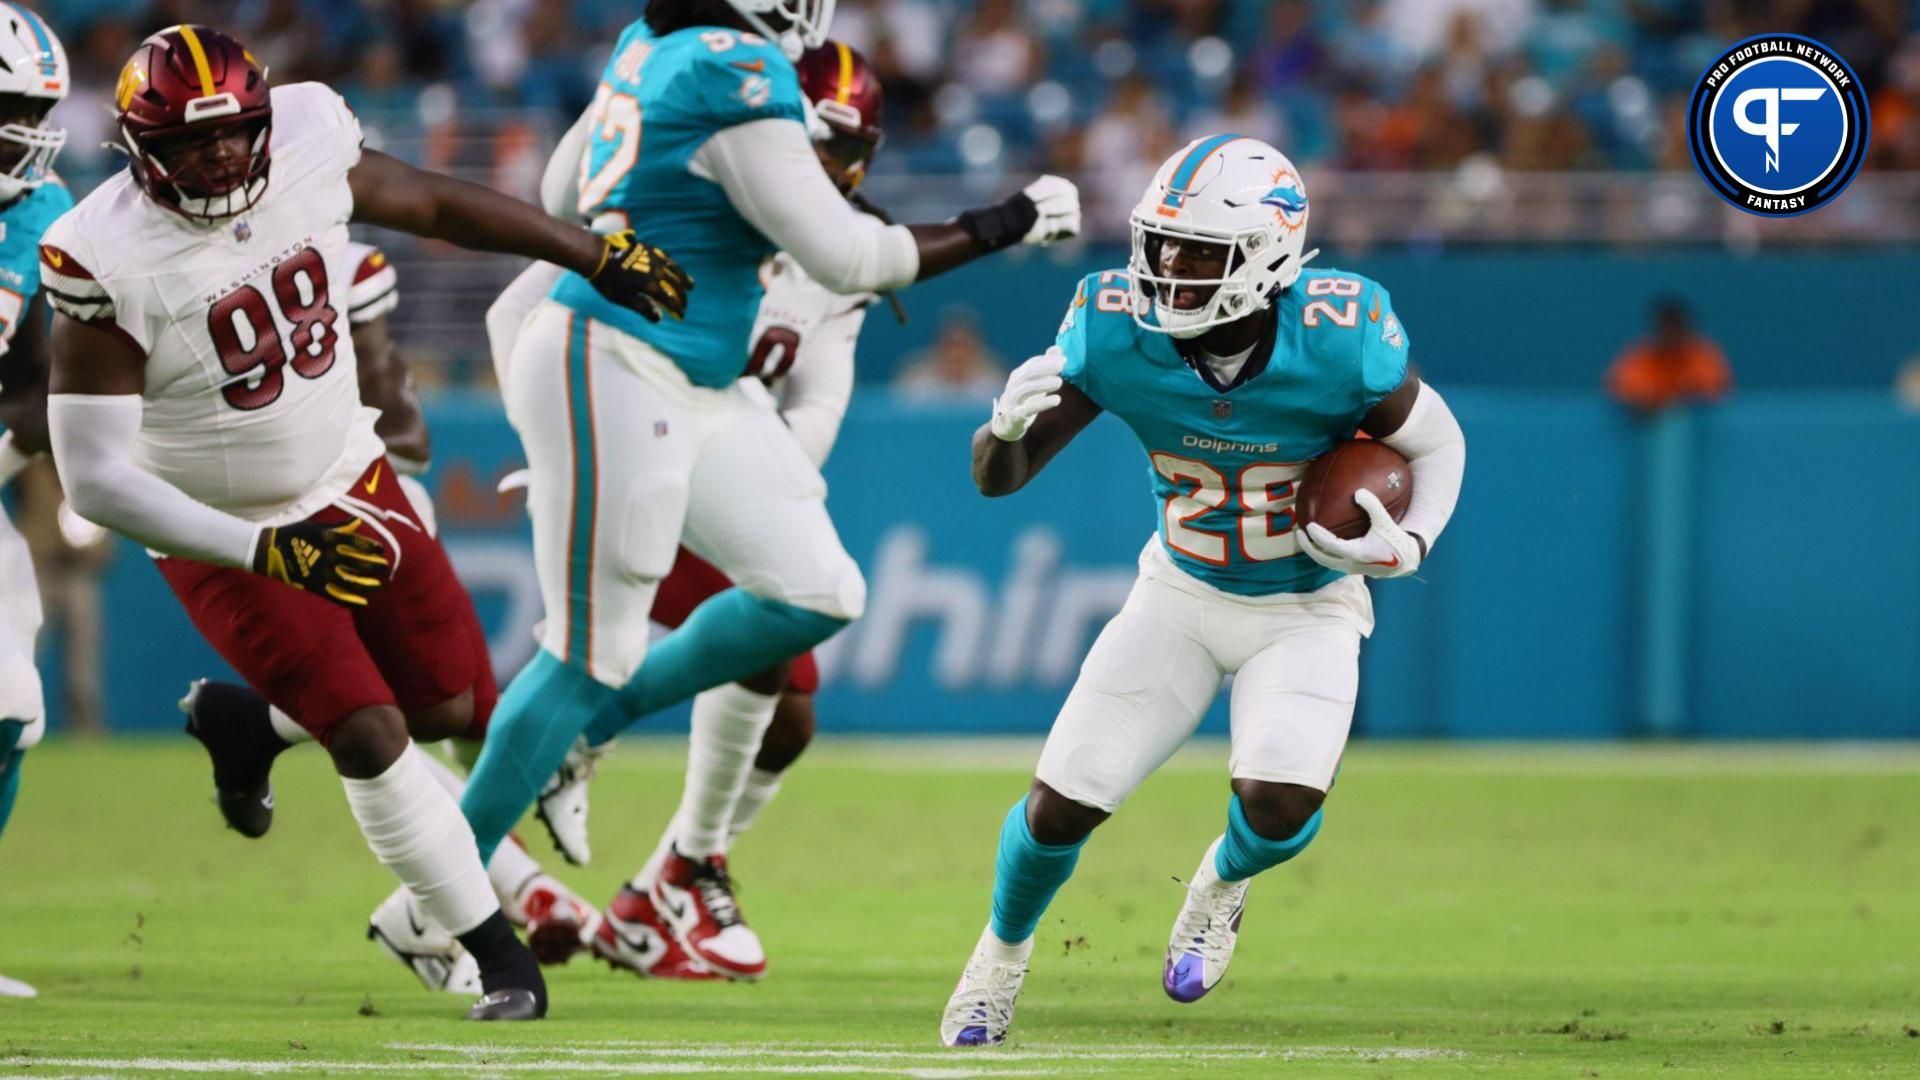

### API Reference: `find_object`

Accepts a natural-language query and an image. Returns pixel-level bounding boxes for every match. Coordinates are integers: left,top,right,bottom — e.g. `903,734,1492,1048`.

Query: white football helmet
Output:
725,0,835,61
1128,135,1316,339
0,2,67,202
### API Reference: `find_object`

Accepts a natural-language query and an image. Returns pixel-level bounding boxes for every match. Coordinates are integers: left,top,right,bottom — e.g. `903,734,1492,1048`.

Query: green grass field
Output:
2,738,1918,1078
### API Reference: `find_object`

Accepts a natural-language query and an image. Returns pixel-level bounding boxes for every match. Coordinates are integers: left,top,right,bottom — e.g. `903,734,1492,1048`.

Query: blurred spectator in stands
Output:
835,0,946,129
1382,0,1532,60
1329,0,1416,87
1191,70,1290,149
953,0,1043,96
1606,296,1732,413
1251,1,1325,94
1870,37,1920,170
48,19,132,189
893,311,1008,404
340,41,414,120
240,0,327,85
1084,72,1177,237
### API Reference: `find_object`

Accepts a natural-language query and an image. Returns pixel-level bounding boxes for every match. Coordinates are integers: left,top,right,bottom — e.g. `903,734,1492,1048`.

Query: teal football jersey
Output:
550,21,807,389
0,179,71,355
1056,266,1411,596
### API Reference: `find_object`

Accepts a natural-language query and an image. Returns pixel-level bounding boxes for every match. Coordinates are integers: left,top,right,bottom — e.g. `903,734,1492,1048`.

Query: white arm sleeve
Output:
48,393,260,567
693,120,920,294
487,260,567,390
541,109,592,220
776,303,864,467
1377,381,1465,553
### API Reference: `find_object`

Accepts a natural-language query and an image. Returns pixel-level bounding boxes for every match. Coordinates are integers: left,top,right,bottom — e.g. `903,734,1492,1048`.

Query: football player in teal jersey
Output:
0,0,69,1001
939,136,1468,1045
460,0,1083,977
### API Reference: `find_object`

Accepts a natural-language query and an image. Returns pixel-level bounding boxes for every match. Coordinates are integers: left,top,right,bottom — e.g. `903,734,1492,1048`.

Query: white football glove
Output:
990,347,1066,442
1297,489,1423,579
1020,175,1082,246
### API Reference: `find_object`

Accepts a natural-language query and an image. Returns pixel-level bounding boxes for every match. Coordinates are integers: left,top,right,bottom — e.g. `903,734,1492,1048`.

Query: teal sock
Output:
0,720,25,840
594,588,846,743
459,649,614,863
1213,795,1322,883
988,796,1085,944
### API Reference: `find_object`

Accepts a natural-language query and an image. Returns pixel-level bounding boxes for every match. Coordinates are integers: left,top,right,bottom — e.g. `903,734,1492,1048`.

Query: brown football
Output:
1297,439,1414,540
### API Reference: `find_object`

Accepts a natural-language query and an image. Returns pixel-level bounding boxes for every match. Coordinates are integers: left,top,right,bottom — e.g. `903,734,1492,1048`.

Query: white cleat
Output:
1162,837,1249,1003
536,737,608,866
366,886,481,995
940,927,1031,1047
0,972,36,998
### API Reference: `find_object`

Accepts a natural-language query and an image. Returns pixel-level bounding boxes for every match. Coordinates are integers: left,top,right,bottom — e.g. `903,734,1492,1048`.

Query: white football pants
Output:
1034,540,1374,812
0,505,44,745
500,300,864,687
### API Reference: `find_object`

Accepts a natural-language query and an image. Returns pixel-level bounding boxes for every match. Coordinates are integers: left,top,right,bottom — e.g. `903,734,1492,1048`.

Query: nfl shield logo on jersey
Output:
233,219,252,243
1212,400,1233,419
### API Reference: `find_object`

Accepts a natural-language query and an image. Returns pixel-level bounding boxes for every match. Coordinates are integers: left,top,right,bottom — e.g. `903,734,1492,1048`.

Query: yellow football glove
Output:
251,517,391,607
589,230,693,323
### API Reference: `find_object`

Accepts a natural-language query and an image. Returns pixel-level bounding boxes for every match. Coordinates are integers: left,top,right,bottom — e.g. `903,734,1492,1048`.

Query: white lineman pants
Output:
1034,541,1374,812
500,301,865,687
0,504,44,745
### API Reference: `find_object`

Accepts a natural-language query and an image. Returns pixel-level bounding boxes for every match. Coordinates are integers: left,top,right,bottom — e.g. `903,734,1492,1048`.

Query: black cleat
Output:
179,679,284,838
466,987,544,1021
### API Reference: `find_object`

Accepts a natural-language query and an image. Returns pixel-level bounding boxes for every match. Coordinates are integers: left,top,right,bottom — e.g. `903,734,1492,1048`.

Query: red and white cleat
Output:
593,885,720,980
651,849,766,981
513,874,603,966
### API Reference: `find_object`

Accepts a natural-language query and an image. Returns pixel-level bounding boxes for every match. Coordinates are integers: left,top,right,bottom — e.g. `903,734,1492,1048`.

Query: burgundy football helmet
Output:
114,25,272,222
796,41,882,193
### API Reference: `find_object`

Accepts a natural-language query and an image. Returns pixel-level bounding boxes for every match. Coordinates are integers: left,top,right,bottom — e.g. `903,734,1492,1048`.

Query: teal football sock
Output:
988,796,1086,945
592,588,845,744
1213,794,1322,883
0,719,25,840
459,650,613,863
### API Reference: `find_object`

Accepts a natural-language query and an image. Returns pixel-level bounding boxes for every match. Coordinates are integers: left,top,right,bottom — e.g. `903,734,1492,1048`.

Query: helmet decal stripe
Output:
834,41,854,104
6,3,58,78
175,25,218,100
1161,133,1246,213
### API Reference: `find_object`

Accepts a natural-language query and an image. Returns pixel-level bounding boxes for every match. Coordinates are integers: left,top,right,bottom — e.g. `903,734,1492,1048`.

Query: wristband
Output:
956,193,1039,254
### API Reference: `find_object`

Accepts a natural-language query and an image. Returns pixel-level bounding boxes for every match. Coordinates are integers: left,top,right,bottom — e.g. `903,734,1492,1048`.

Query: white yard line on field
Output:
382,1041,1466,1063
596,736,1920,777
1,1042,1466,1079
0,1058,1051,1079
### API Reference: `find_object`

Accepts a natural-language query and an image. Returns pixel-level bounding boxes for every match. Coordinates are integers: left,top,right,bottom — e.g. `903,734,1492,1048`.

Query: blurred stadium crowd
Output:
36,1,1920,387
45,2,1920,228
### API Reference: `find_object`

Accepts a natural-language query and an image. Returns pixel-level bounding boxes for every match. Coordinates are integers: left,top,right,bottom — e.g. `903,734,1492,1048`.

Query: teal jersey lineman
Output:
550,21,807,388
1056,266,1411,597
0,178,70,356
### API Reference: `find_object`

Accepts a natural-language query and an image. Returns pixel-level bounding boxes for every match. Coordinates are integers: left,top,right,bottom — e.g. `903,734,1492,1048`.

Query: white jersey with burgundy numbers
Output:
38,82,384,525
746,252,866,468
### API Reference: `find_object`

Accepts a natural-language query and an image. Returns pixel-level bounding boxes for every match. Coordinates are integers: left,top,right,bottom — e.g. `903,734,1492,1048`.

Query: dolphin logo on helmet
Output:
1259,171,1308,230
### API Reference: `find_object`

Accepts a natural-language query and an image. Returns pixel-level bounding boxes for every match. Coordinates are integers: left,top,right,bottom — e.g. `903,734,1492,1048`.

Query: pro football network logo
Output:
1687,34,1868,217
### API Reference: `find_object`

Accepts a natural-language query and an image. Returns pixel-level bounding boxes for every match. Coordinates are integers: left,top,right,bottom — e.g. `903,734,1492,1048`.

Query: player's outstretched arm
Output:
352,315,430,470
698,121,1079,294
46,315,389,606
346,150,691,323
972,349,1101,497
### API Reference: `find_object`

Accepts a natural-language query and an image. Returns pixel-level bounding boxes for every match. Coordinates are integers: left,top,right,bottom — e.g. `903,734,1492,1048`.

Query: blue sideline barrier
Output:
36,389,1920,739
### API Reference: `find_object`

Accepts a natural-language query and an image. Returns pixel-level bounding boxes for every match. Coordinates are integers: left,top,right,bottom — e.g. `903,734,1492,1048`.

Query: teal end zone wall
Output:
859,249,1920,390
44,388,1920,740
